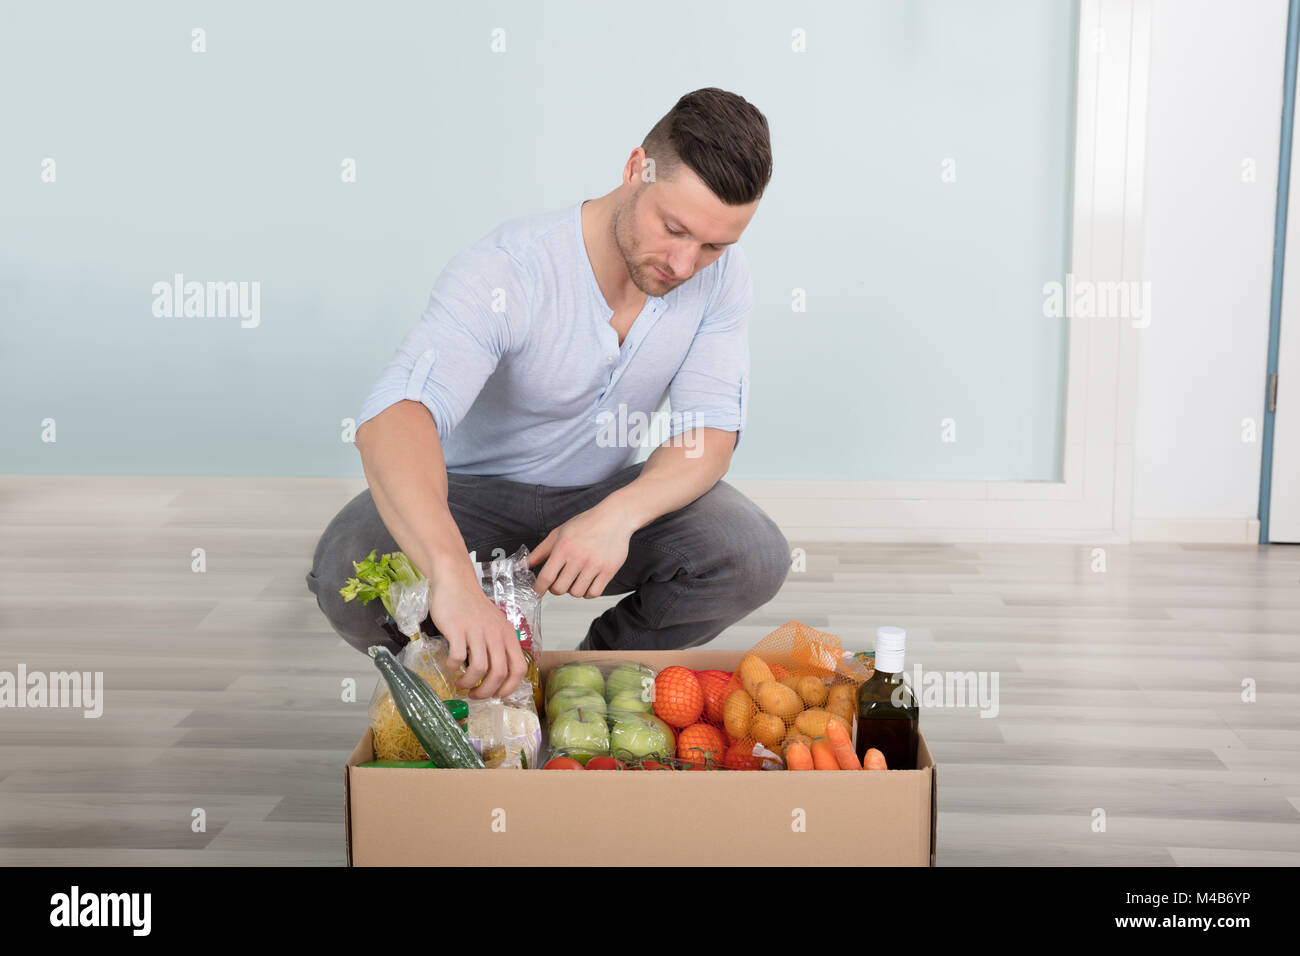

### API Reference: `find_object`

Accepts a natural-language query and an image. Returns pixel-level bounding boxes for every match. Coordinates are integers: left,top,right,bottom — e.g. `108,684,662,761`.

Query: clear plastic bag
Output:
467,680,543,770
363,545,546,762
374,545,544,705
467,545,544,709
476,545,542,658
543,658,678,767
368,635,464,763
388,576,431,641
501,679,543,769
466,698,508,768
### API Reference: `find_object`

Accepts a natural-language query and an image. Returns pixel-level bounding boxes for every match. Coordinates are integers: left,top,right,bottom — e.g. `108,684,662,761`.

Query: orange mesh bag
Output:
717,620,874,770
643,663,719,769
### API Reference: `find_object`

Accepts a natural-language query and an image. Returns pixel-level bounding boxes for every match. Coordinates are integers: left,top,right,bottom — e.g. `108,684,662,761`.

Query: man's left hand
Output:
528,501,637,598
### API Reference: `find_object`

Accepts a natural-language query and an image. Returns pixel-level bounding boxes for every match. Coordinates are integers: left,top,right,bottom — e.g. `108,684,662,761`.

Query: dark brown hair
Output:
641,88,772,205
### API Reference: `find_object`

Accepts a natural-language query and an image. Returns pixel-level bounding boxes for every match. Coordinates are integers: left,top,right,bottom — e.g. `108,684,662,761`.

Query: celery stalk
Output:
339,549,426,620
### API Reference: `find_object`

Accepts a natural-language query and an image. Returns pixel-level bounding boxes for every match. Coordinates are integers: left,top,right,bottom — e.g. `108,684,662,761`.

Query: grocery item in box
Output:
543,659,678,767
477,545,542,658
467,680,542,769
368,636,464,763
341,545,546,709
720,620,868,770
367,646,485,769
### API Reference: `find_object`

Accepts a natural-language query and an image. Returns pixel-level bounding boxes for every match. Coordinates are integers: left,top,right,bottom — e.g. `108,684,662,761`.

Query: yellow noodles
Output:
371,693,429,761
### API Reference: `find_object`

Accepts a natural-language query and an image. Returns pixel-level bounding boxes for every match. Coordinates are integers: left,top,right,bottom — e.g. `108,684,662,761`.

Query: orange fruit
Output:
677,723,727,768
653,666,704,729
695,669,733,726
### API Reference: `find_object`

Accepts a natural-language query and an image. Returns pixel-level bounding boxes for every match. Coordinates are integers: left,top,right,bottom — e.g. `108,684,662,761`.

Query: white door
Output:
1271,95,1300,542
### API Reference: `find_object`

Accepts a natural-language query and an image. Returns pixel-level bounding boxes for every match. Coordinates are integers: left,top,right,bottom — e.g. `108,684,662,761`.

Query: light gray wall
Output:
0,0,1078,480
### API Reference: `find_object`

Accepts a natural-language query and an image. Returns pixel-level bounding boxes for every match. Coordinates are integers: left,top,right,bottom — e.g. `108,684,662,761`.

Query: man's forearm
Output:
356,400,528,699
600,427,737,532
355,400,477,585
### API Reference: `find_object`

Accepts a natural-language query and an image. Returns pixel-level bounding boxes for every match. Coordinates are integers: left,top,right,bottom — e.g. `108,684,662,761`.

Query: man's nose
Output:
667,249,696,278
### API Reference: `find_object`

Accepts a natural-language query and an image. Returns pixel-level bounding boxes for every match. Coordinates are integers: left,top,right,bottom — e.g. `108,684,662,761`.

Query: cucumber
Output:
368,646,485,769
396,660,485,769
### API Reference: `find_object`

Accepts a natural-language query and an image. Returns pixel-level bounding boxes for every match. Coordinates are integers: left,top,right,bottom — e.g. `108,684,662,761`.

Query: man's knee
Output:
699,483,790,605
305,489,403,655
736,510,791,604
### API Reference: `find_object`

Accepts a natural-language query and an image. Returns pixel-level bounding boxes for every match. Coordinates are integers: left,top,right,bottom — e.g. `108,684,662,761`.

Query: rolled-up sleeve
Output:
666,244,752,450
355,245,530,441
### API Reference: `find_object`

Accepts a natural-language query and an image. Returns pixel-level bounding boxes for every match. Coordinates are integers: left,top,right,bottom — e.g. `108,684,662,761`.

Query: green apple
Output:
605,663,655,703
545,664,606,706
546,687,606,720
548,707,610,763
607,690,654,715
609,713,675,762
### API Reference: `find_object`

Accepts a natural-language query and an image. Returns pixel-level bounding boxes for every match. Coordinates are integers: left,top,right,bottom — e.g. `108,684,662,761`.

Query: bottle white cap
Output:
874,625,907,673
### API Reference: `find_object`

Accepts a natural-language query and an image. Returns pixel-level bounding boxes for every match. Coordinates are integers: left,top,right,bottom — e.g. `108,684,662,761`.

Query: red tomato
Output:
584,756,625,771
677,723,727,768
544,757,584,770
723,740,763,771
695,670,733,726
653,666,705,729
631,760,673,771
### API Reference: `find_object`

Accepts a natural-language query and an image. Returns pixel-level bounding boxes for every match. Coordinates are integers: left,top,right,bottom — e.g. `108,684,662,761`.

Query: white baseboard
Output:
732,479,1260,544
1129,518,1261,544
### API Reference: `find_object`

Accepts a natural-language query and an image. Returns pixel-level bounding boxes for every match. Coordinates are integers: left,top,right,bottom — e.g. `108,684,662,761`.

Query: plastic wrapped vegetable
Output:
368,636,462,762
339,550,425,622
368,646,484,769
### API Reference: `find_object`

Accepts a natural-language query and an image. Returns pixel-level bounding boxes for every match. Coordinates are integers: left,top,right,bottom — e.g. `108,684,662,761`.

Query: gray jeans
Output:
305,461,791,655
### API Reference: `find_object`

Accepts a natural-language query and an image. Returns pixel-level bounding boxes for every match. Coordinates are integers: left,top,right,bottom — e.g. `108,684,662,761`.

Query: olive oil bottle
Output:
855,625,919,770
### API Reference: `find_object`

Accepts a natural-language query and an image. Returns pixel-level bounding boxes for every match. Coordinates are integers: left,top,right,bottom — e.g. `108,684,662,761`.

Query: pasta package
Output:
368,636,464,763
367,634,542,768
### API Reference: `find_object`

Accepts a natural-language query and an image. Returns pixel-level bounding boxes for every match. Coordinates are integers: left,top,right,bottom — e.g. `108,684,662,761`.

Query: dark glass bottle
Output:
855,626,919,770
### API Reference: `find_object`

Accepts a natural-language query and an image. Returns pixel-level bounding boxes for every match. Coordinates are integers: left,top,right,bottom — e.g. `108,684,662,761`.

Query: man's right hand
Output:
427,565,529,700
354,402,528,700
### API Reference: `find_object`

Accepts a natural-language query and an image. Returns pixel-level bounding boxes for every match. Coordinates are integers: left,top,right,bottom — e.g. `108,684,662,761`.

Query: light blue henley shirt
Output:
356,200,751,486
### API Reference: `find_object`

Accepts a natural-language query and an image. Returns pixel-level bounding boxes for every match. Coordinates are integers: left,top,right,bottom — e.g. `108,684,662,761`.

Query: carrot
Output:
784,741,814,771
824,719,861,769
810,737,839,770
863,747,888,771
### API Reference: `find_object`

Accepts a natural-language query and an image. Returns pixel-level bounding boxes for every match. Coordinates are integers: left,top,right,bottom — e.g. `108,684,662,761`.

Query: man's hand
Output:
528,500,637,598
427,564,529,700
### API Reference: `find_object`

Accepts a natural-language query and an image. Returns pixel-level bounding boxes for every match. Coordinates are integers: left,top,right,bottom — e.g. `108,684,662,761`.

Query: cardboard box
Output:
346,649,937,866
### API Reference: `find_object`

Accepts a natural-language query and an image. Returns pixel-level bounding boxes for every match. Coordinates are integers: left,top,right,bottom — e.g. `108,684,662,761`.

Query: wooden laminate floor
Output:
1,476,1298,866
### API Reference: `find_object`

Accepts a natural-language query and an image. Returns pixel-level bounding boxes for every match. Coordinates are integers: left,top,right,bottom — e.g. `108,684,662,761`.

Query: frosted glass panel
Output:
0,0,1077,480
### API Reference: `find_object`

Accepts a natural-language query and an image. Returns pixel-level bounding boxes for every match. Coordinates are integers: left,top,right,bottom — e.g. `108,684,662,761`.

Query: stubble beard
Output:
612,191,673,298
